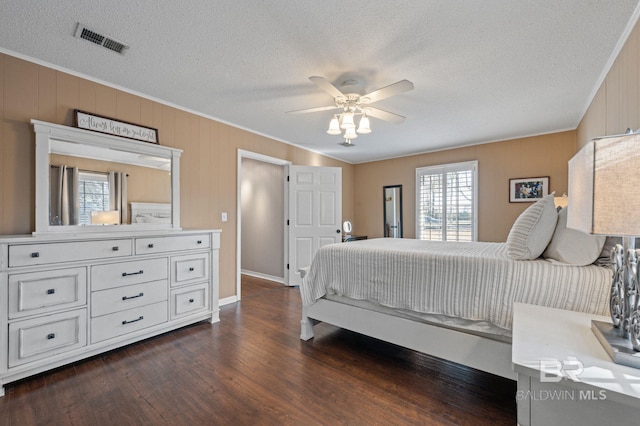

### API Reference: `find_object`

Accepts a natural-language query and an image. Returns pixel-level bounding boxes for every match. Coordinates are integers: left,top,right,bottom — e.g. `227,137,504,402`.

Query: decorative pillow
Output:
543,207,606,266
141,216,171,224
134,214,149,223
506,193,558,260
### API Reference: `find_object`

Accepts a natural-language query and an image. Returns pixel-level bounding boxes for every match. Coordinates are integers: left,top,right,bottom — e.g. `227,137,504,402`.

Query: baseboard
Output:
219,295,238,306
241,269,285,284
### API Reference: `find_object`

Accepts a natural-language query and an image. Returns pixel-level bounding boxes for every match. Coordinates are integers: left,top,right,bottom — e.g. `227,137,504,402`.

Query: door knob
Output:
336,229,341,233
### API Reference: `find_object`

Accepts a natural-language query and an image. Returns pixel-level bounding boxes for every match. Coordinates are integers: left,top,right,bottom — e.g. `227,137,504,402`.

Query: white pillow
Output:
141,215,171,224
543,207,606,266
134,215,149,223
506,193,558,260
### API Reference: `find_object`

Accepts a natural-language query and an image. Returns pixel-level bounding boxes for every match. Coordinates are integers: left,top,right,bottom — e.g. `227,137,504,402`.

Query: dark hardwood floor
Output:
0,275,516,425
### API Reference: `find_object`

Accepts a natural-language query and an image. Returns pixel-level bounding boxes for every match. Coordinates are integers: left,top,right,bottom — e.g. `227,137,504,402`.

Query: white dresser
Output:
0,229,220,396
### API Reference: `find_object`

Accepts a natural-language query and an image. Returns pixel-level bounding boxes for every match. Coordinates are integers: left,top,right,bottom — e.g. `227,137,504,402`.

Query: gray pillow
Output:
507,193,558,260
543,207,606,266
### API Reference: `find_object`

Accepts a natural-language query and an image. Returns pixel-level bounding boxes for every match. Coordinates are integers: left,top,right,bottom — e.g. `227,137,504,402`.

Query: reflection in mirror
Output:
49,166,128,226
383,185,403,238
49,153,170,227
33,119,182,234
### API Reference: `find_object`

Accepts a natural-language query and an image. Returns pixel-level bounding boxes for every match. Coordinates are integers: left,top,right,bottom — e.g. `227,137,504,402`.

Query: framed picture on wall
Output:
509,176,549,203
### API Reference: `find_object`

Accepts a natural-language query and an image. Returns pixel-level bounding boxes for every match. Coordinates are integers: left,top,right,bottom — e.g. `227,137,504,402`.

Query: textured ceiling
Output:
1,1,639,163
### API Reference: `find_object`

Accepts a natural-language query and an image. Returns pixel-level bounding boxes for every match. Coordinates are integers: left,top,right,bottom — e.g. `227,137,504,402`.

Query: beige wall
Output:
578,18,640,148
0,53,354,300
240,158,284,279
353,132,576,242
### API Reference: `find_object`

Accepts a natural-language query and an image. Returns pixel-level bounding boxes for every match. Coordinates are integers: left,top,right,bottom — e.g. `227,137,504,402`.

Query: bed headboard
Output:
130,202,172,224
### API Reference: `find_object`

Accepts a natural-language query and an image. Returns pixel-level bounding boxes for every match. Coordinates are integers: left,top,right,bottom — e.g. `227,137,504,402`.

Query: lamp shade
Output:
327,117,341,135
567,133,640,236
344,127,358,140
91,210,120,225
357,115,371,134
340,112,355,129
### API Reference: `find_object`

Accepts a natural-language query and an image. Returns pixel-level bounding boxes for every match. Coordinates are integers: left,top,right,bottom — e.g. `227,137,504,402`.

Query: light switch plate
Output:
221,212,228,222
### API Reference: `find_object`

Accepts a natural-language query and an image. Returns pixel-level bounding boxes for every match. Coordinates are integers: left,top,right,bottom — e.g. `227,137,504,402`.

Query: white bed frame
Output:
301,298,515,380
130,202,171,222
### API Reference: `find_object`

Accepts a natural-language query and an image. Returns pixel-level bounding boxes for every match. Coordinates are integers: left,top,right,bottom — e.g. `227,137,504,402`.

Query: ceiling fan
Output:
287,76,414,146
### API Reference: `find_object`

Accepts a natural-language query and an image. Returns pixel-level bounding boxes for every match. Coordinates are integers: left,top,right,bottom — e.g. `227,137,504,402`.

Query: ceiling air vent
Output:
74,23,129,55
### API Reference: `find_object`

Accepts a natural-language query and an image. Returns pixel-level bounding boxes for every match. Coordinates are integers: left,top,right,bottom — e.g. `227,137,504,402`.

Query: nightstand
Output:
512,303,640,426
342,235,367,242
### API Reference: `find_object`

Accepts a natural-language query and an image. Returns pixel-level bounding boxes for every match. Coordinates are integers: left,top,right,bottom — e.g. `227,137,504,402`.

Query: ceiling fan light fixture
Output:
327,116,341,135
340,111,355,129
288,76,414,145
357,115,371,134
344,127,358,139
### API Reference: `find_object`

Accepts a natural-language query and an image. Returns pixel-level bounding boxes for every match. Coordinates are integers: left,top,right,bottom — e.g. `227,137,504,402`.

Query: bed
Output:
130,202,172,224
299,195,612,380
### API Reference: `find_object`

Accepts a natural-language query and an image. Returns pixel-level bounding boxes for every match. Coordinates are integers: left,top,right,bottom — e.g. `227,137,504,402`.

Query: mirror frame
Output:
383,184,403,238
32,119,182,235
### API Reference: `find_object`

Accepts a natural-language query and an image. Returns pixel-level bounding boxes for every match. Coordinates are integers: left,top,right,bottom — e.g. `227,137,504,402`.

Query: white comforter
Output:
301,238,611,331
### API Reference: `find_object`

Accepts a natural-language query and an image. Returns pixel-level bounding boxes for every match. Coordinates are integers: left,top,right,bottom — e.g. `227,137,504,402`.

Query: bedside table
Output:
342,235,367,242
512,303,640,426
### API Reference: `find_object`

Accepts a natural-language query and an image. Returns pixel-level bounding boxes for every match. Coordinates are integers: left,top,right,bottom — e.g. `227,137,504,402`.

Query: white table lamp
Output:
90,210,120,225
568,131,640,368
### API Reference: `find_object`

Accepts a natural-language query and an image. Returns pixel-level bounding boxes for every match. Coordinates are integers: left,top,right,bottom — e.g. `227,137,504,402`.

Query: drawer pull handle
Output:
31,252,40,258
47,333,56,340
189,298,195,303
197,240,202,244
122,270,144,277
148,243,154,248
189,267,195,272
122,316,144,325
122,292,144,301
112,246,119,251
47,288,56,295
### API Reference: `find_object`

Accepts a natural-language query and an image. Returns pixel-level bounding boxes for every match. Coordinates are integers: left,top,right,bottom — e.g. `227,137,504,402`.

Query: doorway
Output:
236,150,290,301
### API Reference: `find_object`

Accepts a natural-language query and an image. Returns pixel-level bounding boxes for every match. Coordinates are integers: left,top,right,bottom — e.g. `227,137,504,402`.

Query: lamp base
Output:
591,320,640,369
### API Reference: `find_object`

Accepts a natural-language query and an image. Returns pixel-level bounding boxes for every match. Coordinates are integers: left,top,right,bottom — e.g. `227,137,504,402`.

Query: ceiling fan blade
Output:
309,76,345,99
364,107,406,124
286,105,340,114
360,80,414,104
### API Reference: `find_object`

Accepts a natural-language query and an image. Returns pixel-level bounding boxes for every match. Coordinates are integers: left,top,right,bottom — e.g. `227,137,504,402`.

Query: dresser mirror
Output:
33,120,182,234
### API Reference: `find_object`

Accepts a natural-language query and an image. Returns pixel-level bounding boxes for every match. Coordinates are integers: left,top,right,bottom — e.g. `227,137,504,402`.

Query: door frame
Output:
236,149,291,300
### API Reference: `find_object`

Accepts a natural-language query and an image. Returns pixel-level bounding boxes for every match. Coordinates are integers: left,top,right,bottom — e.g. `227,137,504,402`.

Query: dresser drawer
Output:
91,280,168,317
90,301,168,344
135,234,210,255
171,283,209,319
8,240,132,267
9,309,88,367
171,253,209,287
91,258,168,291
8,267,87,319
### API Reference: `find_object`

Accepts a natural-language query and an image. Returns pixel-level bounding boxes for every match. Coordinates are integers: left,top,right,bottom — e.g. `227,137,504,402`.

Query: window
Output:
416,161,478,241
78,171,110,225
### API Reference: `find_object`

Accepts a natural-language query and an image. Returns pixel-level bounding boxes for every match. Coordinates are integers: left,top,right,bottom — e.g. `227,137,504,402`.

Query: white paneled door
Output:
286,165,342,286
